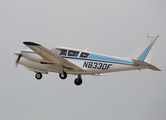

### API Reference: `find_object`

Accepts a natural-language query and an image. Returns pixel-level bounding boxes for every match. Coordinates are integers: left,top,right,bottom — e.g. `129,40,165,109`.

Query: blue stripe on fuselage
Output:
62,54,135,66
21,51,135,66
88,54,134,65
21,51,37,54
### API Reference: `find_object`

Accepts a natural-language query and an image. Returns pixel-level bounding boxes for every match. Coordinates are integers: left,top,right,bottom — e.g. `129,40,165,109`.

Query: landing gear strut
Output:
74,75,82,86
35,72,42,80
59,71,67,79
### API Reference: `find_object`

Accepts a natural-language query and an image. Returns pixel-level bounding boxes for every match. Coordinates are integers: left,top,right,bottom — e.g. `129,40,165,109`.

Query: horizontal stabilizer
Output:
148,64,161,71
132,59,161,71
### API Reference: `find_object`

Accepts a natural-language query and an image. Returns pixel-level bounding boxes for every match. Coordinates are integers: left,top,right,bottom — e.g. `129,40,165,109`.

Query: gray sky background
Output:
0,0,166,120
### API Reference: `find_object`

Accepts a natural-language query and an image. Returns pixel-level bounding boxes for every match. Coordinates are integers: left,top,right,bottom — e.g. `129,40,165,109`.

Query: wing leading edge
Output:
23,42,86,72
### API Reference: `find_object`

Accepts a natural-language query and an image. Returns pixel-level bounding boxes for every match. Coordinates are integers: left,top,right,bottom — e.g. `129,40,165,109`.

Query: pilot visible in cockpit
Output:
60,50,66,56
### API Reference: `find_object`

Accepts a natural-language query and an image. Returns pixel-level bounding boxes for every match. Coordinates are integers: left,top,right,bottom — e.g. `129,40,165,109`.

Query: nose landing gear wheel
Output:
35,72,42,80
74,78,82,86
59,71,67,79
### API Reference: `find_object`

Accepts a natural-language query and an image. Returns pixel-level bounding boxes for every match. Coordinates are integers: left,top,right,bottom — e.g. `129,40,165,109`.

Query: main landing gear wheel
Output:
74,78,82,86
35,72,42,80
59,71,67,79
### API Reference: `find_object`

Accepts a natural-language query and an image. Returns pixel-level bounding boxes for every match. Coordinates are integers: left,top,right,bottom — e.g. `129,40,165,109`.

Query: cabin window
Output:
57,49,67,56
80,52,89,58
68,50,79,57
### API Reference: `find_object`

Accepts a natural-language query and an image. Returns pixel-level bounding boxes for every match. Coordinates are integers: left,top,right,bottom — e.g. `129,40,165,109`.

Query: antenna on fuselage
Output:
85,46,90,51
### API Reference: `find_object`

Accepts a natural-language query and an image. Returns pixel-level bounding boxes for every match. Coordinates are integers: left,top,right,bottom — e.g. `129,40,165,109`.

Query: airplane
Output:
14,35,161,86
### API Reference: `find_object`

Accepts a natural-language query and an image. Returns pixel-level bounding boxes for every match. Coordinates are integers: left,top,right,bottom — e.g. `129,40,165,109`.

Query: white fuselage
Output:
14,35,160,86
18,48,148,75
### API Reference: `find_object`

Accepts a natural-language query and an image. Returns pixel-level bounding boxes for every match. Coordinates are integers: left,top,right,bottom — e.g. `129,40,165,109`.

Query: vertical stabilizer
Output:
128,35,159,63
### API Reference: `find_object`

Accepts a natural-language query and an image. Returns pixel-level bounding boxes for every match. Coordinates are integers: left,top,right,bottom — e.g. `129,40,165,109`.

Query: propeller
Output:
15,54,22,67
15,45,27,67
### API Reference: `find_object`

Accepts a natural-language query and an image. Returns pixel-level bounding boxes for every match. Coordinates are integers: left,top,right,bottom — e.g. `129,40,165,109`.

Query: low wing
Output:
23,42,86,72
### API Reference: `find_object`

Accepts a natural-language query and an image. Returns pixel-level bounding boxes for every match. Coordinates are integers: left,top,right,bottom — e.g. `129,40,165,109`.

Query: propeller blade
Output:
15,54,22,67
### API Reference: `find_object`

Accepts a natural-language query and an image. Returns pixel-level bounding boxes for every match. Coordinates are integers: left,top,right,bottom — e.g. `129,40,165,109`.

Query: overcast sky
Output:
0,0,166,120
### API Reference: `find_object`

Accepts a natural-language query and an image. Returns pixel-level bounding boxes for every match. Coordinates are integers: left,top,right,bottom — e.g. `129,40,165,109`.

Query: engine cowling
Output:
21,49,50,63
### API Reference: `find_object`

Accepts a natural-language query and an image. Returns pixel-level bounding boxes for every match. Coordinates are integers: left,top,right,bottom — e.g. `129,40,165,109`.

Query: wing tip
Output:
23,41,41,46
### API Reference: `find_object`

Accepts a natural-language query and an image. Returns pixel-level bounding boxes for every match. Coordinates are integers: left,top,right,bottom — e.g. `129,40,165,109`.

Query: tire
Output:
59,71,67,79
35,72,42,80
74,78,82,86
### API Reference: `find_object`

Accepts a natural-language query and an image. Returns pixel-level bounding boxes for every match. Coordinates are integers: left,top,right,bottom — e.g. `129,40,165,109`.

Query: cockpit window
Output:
68,50,79,57
80,52,89,58
54,49,67,56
